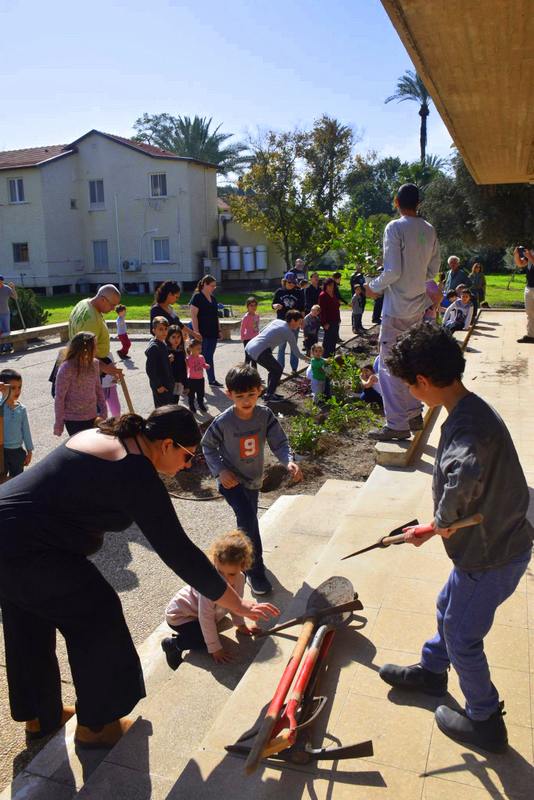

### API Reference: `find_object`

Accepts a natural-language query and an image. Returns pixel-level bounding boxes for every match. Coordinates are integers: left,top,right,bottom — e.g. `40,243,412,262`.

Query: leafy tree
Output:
326,212,383,274
230,131,327,269
9,287,49,329
345,153,401,217
385,70,432,164
299,115,355,222
133,113,249,175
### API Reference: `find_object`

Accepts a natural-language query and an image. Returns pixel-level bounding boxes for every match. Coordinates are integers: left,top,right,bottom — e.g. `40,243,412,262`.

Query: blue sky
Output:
0,0,453,163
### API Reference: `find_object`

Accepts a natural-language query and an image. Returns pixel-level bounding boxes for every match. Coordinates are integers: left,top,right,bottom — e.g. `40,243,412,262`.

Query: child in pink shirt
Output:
54,332,106,436
240,296,260,368
186,340,210,413
161,530,260,668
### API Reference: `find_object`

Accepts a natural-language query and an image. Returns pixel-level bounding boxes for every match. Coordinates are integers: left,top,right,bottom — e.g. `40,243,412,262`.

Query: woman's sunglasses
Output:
175,442,196,463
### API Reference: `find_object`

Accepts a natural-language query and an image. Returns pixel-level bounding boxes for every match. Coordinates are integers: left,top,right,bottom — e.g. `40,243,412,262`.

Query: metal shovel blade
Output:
341,519,419,560
304,575,355,626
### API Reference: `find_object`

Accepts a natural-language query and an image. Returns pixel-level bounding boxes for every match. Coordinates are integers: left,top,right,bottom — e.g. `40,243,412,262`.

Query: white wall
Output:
0,168,48,285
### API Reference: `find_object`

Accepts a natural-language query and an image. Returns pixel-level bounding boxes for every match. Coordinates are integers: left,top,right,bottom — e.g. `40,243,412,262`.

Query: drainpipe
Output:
114,193,123,292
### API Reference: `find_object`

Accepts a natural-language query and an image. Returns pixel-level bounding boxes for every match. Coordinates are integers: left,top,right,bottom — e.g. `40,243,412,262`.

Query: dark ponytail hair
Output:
154,280,181,305
99,405,201,447
196,274,216,293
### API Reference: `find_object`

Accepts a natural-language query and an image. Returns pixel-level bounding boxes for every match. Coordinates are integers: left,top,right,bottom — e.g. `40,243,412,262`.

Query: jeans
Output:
256,348,283,396
277,328,299,372
0,312,10,335
242,340,257,369
421,548,531,720
201,337,218,384
188,378,205,409
322,322,339,357
218,483,265,578
378,313,422,430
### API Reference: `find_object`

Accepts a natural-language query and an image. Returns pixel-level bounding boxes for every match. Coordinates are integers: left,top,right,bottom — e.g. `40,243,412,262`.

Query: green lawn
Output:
39,272,525,324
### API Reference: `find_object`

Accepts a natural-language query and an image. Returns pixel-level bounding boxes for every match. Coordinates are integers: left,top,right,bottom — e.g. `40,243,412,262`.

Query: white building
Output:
0,129,222,294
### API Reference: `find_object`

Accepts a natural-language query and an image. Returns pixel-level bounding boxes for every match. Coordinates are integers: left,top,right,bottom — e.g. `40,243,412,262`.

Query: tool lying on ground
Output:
341,513,484,560
225,576,373,774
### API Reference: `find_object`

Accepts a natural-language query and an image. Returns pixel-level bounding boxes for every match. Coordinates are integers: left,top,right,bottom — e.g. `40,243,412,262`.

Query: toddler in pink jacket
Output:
240,296,260,368
161,530,260,668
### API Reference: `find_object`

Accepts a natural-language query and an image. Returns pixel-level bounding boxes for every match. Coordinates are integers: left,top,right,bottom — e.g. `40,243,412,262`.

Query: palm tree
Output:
385,70,432,164
133,113,249,176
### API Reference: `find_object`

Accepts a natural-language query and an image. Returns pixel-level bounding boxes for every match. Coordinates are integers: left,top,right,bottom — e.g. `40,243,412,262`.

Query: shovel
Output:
341,514,484,560
243,576,354,775
255,574,363,638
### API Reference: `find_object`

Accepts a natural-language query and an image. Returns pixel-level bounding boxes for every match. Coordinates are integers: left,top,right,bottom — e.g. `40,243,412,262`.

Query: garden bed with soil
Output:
162,330,382,506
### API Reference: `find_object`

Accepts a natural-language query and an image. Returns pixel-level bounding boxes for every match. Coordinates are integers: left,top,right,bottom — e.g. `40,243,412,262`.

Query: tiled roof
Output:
0,144,73,170
0,129,218,170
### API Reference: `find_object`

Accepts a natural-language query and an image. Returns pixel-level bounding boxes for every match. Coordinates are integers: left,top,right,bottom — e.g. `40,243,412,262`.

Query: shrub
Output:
327,353,361,402
9,287,50,329
287,414,322,454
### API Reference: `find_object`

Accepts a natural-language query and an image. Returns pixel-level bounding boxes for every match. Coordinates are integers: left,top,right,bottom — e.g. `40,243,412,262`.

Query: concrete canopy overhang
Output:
381,0,534,184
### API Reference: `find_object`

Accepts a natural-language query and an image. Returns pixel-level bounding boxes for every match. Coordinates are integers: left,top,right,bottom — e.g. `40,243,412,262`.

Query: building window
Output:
153,238,170,262
93,240,109,270
150,173,167,197
9,178,25,203
89,179,105,208
70,199,77,209
13,243,29,263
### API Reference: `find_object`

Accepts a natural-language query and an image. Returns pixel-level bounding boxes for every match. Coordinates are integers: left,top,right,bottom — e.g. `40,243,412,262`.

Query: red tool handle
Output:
244,619,315,774
383,513,484,545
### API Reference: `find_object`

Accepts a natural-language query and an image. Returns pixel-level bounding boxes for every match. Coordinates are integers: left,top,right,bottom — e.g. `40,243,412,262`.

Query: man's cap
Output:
284,271,297,282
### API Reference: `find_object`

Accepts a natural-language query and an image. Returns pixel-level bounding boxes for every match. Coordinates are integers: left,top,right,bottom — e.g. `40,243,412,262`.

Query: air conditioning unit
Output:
123,259,141,272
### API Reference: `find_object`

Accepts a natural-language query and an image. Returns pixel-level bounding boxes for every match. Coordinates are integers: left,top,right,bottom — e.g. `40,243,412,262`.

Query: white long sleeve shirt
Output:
369,215,440,319
165,571,246,653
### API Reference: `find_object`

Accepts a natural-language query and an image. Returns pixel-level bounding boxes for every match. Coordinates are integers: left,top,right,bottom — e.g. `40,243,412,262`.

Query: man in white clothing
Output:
365,184,440,441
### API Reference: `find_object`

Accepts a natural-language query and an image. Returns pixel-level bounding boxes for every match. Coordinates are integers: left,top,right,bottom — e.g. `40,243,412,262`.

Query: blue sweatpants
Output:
218,484,265,579
421,548,531,720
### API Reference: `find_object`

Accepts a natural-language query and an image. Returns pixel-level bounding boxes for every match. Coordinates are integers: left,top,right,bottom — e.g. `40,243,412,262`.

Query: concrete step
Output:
5,483,361,800
66,481,362,799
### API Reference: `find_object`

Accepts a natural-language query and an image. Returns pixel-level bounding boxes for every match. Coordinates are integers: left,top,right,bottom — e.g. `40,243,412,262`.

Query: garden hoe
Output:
225,576,373,774
341,514,484,560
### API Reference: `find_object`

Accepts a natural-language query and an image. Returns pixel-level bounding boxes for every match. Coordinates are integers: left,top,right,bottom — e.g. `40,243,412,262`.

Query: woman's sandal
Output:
25,705,76,741
74,717,134,749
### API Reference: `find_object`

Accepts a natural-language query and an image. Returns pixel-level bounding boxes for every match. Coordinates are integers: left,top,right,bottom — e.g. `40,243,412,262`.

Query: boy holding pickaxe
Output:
378,323,533,753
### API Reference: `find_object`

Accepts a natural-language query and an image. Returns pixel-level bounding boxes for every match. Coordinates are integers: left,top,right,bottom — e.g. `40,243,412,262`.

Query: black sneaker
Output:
209,380,223,387
379,662,448,696
517,335,534,343
161,636,183,670
198,403,208,412
247,574,273,595
435,702,508,753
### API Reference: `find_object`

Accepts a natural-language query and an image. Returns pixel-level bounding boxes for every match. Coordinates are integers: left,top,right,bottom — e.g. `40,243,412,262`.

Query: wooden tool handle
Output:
255,598,362,638
244,619,315,775
119,374,135,414
383,513,484,546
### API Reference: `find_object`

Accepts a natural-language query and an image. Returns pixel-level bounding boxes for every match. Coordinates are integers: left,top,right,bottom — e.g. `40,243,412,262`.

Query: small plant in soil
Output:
327,353,362,402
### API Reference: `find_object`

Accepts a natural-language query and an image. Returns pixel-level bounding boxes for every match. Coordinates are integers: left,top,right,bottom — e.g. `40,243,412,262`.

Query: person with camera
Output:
0,276,18,354
513,246,534,343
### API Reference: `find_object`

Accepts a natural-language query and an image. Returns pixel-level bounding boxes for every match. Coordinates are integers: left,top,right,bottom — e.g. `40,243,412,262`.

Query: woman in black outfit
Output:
150,281,201,342
0,405,278,748
189,275,222,386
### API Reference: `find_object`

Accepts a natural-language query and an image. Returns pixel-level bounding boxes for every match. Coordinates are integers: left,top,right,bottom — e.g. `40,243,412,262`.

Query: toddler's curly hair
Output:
209,530,254,571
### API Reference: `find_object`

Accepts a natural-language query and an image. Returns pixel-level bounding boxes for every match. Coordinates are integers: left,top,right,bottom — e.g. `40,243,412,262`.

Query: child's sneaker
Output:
247,573,272,596
379,662,448,696
161,636,183,670
435,702,508,753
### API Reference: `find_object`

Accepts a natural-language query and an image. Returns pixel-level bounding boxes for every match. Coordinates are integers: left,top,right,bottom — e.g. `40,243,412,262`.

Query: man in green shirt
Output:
69,285,122,380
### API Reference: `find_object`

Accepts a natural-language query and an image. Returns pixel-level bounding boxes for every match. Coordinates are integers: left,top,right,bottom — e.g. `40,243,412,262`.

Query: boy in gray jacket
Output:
202,365,302,595
379,322,533,753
